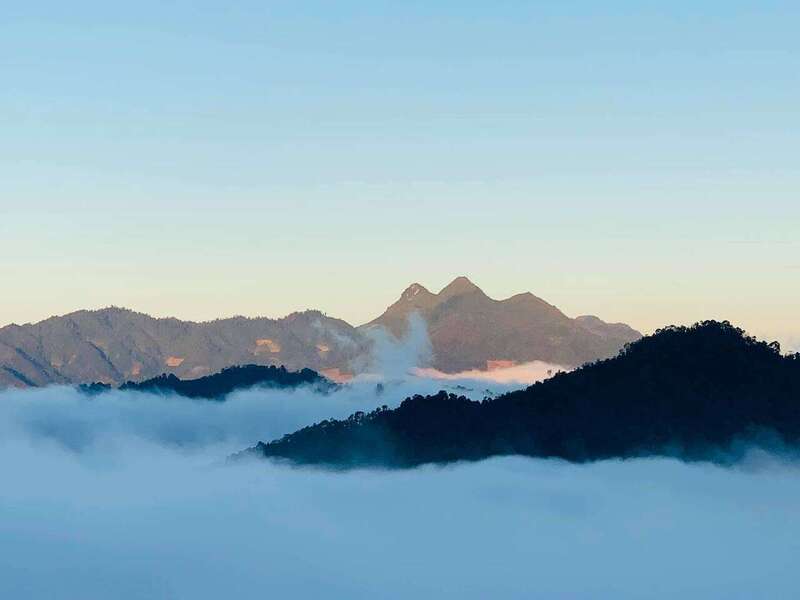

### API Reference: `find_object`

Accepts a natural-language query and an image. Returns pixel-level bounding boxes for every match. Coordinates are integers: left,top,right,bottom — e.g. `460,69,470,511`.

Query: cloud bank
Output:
360,311,433,380
0,373,513,455
414,360,568,385
2,380,800,599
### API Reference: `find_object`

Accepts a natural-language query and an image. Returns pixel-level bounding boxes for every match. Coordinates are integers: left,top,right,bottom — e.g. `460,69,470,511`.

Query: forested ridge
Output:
244,321,800,467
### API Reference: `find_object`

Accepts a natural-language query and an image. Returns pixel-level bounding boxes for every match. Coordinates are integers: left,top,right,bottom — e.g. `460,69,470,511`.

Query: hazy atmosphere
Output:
2,2,798,598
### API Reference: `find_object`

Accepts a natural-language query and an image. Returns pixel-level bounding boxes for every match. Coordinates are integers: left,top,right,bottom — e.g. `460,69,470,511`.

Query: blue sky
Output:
1,1,798,344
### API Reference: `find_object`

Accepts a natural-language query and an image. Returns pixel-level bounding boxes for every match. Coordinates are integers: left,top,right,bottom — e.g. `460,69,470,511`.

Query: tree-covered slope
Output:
244,321,800,467
83,364,332,400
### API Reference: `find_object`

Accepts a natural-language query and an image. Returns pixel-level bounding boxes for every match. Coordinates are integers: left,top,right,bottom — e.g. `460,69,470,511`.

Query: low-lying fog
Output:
1,377,799,599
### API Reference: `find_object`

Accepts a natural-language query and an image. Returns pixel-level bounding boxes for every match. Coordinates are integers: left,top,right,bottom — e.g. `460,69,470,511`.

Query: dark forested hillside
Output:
243,322,800,467
83,364,332,400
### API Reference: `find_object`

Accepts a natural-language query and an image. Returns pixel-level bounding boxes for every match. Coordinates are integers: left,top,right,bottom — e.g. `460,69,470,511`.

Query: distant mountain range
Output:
242,321,800,468
0,277,640,388
0,309,365,388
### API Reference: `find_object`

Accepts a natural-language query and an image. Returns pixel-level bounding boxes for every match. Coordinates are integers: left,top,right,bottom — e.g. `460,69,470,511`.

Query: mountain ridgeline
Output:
0,308,366,388
363,276,640,372
0,277,640,388
83,364,332,400
243,322,800,467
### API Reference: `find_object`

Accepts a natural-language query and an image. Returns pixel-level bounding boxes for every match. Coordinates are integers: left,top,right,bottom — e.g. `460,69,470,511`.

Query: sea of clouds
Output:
3,381,800,598
2,321,800,598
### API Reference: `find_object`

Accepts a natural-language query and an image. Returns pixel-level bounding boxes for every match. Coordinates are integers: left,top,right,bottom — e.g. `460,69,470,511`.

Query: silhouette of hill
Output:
0,307,366,388
243,321,800,467
363,276,640,372
81,364,332,400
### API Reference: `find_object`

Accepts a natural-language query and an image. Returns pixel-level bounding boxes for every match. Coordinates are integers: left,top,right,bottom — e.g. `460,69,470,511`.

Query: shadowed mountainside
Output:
244,321,800,468
0,308,366,388
82,364,332,400
363,276,640,372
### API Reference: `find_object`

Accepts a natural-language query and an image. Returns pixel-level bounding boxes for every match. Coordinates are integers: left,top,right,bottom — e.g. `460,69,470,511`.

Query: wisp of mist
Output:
2,324,799,599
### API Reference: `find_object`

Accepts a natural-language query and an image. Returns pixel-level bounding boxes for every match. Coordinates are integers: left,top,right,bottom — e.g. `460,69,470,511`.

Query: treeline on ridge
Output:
82,364,332,400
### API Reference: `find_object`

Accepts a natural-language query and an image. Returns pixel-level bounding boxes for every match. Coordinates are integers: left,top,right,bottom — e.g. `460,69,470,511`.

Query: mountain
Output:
0,277,640,388
82,364,332,400
363,276,641,372
242,321,800,468
0,307,366,388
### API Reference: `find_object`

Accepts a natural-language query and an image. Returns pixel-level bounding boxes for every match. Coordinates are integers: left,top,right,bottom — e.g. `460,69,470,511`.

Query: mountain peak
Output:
400,282,432,301
439,276,481,298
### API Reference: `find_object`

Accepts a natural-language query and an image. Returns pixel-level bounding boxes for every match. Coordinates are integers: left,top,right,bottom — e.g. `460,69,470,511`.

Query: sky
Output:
1,1,798,345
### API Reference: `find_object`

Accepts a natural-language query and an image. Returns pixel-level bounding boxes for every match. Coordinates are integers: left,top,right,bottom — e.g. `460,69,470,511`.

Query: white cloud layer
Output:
414,360,569,385
1,382,800,599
